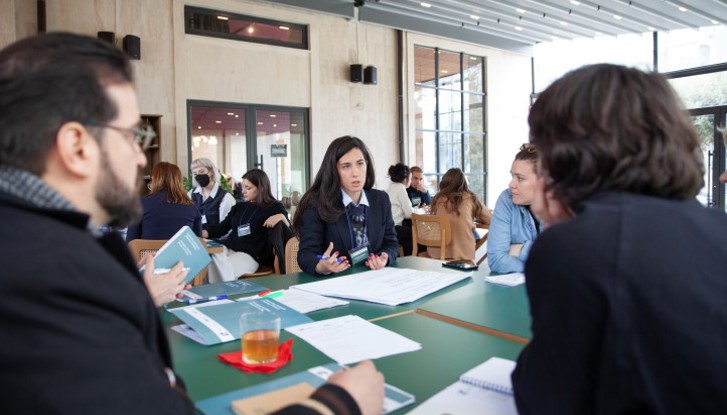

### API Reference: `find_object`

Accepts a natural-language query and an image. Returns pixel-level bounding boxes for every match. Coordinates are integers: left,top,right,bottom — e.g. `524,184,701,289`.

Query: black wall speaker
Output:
123,35,141,60
364,65,377,85
350,64,363,83
97,31,115,44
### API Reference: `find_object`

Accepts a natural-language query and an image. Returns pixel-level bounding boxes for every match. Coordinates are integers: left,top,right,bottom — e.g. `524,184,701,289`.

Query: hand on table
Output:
326,360,384,415
364,252,388,270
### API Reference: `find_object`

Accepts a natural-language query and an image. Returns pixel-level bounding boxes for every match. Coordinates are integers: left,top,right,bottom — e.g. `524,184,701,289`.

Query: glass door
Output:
690,106,727,211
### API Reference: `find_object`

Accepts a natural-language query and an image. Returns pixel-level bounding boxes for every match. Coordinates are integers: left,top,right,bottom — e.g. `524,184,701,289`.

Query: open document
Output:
290,267,472,306
285,315,422,364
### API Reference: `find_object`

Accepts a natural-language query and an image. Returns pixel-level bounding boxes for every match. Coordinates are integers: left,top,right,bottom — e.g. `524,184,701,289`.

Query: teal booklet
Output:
168,298,313,345
139,225,211,284
196,363,415,415
178,280,267,302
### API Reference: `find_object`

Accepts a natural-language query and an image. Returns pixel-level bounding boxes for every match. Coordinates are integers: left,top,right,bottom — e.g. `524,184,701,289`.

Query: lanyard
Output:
344,204,368,248
237,204,257,227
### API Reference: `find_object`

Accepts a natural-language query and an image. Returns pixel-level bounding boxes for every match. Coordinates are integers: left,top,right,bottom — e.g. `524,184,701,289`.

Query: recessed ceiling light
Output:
197,126,201,129
515,8,525,13
247,26,255,34
227,112,234,116
613,14,622,20
279,26,290,30
291,123,298,127
235,132,239,136
515,26,523,31
420,2,431,8
711,20,719,25
678,6,687,12
235,115,239,118
270,114,277,118
647,26,655,31
217,16,228,21
570,0,580,5
469,56,477,60
273,124,277,127
470,15,480,20
595,31,602,36
441,70,449,74
215,120,222,124
560,21,568,26
257,121,263,125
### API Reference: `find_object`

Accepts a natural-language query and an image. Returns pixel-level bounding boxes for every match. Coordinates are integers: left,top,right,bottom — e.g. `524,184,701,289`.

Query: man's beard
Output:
95,150,143,228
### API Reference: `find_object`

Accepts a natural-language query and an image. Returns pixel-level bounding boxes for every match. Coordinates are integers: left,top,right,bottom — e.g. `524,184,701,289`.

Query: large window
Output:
188,101,309,207
185,6,308,50
413,46,487,202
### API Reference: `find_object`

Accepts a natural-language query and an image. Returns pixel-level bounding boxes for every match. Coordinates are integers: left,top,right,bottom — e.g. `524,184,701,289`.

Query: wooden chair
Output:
127,239,209,286
474,222,489,265
411,213,451,260
238,264,274,279
284,236,302,274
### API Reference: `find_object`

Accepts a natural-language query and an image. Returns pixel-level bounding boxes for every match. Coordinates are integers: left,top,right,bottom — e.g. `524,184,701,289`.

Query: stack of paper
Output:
485,273,525,287
291,267,472,306
271,289,349,314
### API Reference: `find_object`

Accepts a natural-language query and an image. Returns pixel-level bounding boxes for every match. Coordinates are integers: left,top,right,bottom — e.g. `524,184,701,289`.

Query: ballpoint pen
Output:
185,295,228,305
316,255,344,263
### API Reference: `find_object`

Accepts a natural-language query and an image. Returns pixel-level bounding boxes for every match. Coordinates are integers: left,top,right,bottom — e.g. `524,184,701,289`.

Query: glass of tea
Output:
240,310,280,364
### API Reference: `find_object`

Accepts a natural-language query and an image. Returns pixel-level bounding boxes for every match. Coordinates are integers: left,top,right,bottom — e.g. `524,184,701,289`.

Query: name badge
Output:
348,244,370,266
237,224,251,237
201,214,207,224
411,196,421,207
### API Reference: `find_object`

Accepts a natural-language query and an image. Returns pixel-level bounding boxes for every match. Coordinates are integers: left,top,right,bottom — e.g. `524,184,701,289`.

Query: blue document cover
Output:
196,363,415,415
140,225,211,284
179,280,267,302
168,298,313,345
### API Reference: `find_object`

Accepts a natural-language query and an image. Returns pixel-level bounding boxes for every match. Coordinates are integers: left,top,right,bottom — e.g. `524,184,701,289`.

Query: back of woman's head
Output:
432,168,484,218
529,63,703,210
293,135,376,228
150,162,191,205
388,163,410,184
242,168,276,208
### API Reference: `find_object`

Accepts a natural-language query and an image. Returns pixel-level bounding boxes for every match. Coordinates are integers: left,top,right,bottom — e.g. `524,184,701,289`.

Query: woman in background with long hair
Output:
126,162,201,241
428,168,491,261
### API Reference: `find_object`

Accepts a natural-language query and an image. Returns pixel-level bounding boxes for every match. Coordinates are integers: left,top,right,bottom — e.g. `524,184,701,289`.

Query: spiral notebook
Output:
406,357,517,415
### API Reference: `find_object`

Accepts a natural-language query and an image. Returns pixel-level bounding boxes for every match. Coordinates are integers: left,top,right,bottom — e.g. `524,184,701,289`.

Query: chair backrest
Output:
474,222,489,265
285,236,302,274
127,239,208,286
411,213,452,260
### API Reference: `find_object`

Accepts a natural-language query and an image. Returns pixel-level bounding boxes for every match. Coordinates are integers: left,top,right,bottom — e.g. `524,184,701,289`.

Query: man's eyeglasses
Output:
520,143,537,154
84,120,156,151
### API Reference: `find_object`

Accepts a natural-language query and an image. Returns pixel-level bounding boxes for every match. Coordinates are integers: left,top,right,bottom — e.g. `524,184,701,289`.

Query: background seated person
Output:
188,157,236,232
204,169,288,282
126,162,201,241
407,166,431,208
487,144,541,273
293,135,399,276
386,163,414,256
428,168,492,261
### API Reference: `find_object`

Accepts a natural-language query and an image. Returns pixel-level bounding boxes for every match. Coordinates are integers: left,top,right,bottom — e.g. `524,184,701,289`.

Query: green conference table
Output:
169,311,524,414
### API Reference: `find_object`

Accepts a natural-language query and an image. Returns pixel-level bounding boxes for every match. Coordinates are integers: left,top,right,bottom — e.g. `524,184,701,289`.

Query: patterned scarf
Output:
0,166,75,211
346,203,368,247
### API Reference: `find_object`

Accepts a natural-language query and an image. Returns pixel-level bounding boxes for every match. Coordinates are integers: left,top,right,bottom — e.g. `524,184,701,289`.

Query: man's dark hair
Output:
0,32,132,175
529,63,703,211
293,135,375,229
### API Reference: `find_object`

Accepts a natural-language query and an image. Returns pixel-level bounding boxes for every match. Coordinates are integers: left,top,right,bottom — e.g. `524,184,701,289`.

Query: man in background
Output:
407,166,431,207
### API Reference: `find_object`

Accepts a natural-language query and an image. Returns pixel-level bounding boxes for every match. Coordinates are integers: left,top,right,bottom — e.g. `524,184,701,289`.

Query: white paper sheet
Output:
290,267,471,306
406,382,517,415
485,273,525,287
271,289,349,314
285,315,421,364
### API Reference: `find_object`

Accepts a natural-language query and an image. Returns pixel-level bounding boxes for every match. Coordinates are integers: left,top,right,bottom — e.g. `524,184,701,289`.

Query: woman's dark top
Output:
126,190,202,241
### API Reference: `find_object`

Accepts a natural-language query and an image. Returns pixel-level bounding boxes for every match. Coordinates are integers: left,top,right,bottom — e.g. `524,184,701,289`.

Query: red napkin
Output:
218,338,294,374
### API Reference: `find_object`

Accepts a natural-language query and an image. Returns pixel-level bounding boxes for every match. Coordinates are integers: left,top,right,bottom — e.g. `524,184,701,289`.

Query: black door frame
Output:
690,105,727,210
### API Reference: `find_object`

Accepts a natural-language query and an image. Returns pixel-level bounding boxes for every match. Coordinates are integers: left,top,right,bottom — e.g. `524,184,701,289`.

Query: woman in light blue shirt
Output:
487,144,541,273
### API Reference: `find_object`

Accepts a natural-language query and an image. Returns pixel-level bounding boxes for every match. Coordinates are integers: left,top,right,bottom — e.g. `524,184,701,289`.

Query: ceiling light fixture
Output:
227,112,234,116
570,0,580,5
470,15,480,20
217,16,228,21
257,121,263,125
197,126,201,129
270,114,277,118
515,26,523,31
678,6,687,12
712,20,719,25
420,2,431,8
515,8,525,13
647,26,655,31
291,123,298,127
560,21,568,26
215,120,221,124
279,26,290,30
613,15,622,20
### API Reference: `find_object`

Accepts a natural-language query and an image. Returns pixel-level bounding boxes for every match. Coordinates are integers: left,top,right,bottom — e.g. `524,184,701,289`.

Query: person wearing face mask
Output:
188,158,236,235
487,144,541,273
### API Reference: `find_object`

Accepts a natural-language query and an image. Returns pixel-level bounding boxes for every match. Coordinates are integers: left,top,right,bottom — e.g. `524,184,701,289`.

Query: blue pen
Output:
316,255,344,263
185,295,228,305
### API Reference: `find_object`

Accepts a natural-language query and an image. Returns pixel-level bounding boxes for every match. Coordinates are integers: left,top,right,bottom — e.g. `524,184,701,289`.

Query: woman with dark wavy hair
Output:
205,168,288,282
428,168,491,261
293,135,398,276
512,64,727,415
